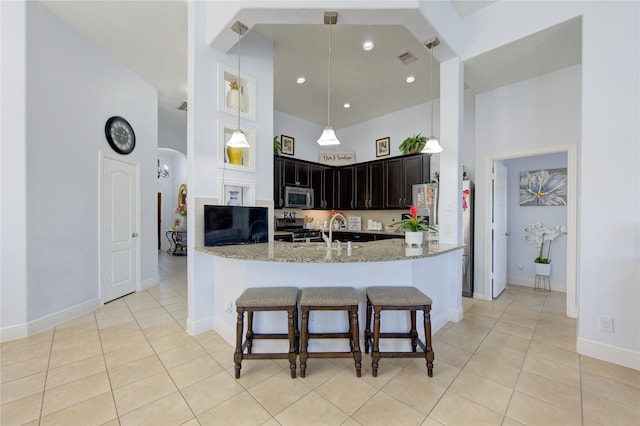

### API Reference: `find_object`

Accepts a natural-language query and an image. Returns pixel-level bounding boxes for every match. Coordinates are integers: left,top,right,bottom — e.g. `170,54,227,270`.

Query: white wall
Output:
475,65,581,302
1,2,159,338
471,1,639,368
274,111,323,163
187,2,274,333
504,153,568,291
1,1,29,333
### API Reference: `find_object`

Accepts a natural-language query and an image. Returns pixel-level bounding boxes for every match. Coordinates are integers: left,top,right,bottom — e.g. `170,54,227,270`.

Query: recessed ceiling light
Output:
405,75,416,84
296,76,306,84
362,41,375,51
343,103,351,109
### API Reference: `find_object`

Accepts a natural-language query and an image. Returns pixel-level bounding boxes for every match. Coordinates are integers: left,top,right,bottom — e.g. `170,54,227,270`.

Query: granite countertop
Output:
196,239,463,264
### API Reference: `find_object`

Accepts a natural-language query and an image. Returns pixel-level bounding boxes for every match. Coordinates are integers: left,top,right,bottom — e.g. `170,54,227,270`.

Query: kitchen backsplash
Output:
274,208,405,230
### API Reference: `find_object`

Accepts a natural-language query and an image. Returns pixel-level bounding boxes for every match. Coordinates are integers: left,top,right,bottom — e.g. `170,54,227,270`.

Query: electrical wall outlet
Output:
598,315,614,332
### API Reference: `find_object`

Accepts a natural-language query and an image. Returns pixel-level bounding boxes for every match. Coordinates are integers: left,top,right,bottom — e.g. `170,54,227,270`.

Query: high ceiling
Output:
40,1,580,133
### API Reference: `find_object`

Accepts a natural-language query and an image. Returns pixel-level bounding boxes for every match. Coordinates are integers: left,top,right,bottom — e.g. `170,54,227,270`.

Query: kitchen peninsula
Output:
197,239,464,349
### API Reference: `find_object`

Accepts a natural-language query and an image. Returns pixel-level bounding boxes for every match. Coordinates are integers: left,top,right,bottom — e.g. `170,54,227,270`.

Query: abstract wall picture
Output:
520,168,567,206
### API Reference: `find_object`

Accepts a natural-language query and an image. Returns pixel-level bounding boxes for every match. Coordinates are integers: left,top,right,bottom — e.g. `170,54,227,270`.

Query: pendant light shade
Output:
317,12,340,146
227,21,250,149
422,36,443,154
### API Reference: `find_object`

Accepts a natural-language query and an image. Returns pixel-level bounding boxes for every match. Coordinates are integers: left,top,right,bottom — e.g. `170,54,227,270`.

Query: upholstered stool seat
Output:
234,287,299,378
364,286,434,377
299,287,362,377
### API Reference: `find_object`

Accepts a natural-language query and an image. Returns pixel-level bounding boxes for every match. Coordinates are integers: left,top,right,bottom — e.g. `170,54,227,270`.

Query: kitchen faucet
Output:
322,213,346,249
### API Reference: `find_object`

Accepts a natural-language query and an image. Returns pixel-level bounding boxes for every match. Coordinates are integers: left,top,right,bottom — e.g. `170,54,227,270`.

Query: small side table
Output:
166,229,187,256
534,274,550,292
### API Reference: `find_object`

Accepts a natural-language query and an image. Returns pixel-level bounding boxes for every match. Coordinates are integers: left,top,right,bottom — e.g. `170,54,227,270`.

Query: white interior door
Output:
101,155,139,302
492,161,508,298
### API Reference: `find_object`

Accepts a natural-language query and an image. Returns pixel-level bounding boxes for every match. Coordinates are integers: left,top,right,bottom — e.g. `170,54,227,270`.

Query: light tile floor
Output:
2,253,639,425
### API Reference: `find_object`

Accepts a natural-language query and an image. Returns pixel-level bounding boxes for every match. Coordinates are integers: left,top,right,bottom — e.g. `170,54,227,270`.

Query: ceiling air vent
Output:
397,51,417,65
176,100,188,111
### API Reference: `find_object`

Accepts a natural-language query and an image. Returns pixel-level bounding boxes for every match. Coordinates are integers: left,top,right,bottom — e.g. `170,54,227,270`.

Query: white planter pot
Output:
405,231,424,248
534,263,551,276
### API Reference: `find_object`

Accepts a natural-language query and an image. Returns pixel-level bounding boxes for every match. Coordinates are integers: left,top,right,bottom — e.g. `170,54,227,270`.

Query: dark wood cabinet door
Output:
384,157,404,208
283,158,311,187
283,159,297,186
337,167,354,210
310,164,324,209
369,161,385,209
274,157,284,208
296,162,311,187
354,164,369,209
323,168,335,210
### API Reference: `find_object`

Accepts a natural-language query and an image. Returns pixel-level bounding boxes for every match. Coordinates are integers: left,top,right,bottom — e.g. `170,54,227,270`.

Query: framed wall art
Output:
519,168,567,206
376,137,390,157
281,135,294,155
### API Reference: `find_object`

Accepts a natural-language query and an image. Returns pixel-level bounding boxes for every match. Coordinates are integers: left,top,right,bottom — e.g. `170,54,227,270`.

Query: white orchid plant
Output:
524,222,567,264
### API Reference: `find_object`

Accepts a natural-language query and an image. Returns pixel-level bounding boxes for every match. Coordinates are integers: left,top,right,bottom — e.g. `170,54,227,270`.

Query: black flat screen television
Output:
204,205,269,246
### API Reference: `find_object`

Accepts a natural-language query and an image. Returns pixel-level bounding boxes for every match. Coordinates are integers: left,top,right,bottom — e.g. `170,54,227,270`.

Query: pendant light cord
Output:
327,24,332,127
237,28,242,131
429,43,434,135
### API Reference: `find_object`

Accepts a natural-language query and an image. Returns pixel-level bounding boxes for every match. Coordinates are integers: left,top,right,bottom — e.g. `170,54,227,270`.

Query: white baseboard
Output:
0,297,102,343
186,315,215,337
141,275,159,290
577,337,640,371
213,317,236,346
507,276,566,293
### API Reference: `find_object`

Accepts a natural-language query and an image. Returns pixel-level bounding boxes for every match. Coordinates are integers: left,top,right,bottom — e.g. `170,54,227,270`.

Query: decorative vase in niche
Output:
227,191,240,206
226,146,243,165
404,231,424,248
534,263,551,276
226,82,242,111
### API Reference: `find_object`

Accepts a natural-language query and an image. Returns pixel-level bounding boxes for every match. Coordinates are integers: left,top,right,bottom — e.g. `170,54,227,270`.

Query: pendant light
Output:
227,21,250,148
422,36,443,154
317,12,340,146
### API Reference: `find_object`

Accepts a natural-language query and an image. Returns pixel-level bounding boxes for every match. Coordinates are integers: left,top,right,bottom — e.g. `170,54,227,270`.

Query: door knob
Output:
131,232,139,237
505,232,511,237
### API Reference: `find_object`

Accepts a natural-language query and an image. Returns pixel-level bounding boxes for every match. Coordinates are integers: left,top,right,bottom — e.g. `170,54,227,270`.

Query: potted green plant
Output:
398,133,427,154
273,135,281,155
393,205,438,248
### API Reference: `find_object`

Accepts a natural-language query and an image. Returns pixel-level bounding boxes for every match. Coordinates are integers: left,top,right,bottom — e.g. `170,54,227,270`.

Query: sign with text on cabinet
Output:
318,151,356,166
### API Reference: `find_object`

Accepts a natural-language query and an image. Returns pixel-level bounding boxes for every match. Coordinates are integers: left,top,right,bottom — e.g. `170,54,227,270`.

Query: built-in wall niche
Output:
218,179,255,206
218,64,256,121
218,121,255,172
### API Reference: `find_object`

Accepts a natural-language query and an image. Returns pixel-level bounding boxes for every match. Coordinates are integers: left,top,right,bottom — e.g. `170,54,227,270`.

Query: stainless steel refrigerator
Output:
461,180,474,297
412,183,439,225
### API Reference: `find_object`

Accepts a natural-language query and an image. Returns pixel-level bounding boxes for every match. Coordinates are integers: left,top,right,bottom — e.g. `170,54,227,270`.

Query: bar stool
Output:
299,287,362,378
364,286,434,377
234,287,299,379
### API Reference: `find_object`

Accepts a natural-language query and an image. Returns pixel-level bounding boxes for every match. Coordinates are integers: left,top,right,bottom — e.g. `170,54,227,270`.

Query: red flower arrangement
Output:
393,205,437,232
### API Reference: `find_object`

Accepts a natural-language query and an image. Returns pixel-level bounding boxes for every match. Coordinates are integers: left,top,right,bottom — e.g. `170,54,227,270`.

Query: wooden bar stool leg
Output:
410,310,418,352
246,311,254,354
350,306,362,377
423,306,434,377
371,307,381,377
300,306,309,378
234,309,244,378
286,307,297,378
364,299,372,354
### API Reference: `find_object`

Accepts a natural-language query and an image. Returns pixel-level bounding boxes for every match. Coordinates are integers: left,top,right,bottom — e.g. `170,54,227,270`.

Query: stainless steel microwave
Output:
284,186,314,209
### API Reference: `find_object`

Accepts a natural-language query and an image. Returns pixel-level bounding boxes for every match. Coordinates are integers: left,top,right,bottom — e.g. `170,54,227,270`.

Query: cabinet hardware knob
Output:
131,232,139,237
